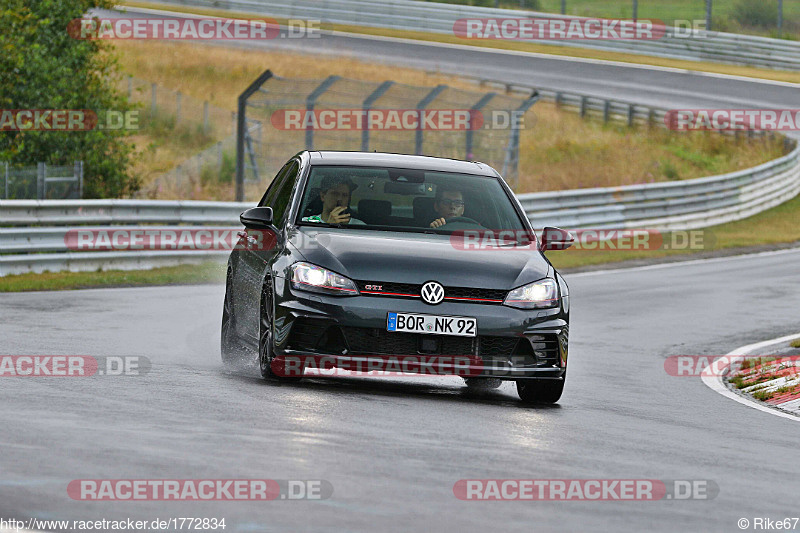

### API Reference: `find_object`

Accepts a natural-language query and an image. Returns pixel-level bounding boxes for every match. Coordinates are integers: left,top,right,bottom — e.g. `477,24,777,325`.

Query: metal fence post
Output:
465,92,496,160
176,92,182,124
561,0,566,15
632,0,638,21
4,162,8,199
501,91,540,190
305,75,341,150
778,0,783,33
236,69,273,202
706,0,713,32
603,100,611,123
74,160,84,199
415,85,448,156
361,81,395,152
627,104,635,126
151,83,157,114
37,162,45,199
580,96,587,118
203,101,210,133
218,142,223,171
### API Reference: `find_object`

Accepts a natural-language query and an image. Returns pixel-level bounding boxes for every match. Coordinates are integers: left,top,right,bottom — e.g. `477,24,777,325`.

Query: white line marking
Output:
701,332,800,422
115,5,800,89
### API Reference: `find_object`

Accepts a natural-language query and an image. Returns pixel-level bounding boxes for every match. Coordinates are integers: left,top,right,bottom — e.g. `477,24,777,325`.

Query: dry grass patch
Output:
114,40,786,199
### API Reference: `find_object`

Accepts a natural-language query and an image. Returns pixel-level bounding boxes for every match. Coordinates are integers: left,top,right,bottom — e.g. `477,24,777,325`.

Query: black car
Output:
222,151,573,403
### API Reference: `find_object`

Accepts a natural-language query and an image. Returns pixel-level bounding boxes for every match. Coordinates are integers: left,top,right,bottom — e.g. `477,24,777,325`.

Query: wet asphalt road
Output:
2,249,800,532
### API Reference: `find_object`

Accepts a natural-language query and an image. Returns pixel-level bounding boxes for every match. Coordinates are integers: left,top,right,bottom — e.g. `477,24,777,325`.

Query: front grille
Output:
342,327,476,356
291,324,562,369
287,318,330,351
479,336,520,357
355,280,506,304
530,334,561,367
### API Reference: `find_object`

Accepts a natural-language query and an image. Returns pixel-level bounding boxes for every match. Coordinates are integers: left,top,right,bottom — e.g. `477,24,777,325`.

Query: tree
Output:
0,0,138,197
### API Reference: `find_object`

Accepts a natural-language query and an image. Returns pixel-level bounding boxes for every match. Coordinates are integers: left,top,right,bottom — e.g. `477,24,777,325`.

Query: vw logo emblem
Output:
420,281,444,305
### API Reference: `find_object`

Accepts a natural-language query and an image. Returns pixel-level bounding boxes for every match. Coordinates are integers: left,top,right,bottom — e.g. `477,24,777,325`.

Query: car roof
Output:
307,151,500,177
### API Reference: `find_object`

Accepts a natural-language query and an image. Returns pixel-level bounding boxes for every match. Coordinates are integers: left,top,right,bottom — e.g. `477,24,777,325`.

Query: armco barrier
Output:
2,143,798,276
126,0,800,71
0,200,248,276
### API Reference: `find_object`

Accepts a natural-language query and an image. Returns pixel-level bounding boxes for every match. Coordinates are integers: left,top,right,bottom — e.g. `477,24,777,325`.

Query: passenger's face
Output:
320,183,351,212
435,191,465,219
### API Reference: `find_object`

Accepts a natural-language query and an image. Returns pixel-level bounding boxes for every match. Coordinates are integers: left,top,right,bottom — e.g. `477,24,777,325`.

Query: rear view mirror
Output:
540,227,574,252
240,207,274,230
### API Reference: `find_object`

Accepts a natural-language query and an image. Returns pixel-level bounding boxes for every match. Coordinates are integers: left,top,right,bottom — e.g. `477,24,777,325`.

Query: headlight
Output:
503,278,559,309
291,262,359,296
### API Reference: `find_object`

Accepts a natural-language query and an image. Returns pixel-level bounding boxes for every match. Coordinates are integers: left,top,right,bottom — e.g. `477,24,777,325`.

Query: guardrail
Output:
3,143,799,276
0,200,248,276
132,0,800,71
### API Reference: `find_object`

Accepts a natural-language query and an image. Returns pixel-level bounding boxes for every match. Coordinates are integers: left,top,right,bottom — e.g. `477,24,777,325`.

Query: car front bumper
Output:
272,276,568,380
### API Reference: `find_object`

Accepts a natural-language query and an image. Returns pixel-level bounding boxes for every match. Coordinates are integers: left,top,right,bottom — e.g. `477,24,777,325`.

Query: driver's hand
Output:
430,218,446,228
326,206,351,224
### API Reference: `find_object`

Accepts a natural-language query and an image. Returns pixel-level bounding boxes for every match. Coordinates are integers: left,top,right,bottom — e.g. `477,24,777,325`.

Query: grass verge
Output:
0,262,226,292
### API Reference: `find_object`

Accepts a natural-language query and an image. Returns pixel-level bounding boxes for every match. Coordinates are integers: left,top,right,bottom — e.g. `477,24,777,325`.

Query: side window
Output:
269,162,300,228
258,162,292,208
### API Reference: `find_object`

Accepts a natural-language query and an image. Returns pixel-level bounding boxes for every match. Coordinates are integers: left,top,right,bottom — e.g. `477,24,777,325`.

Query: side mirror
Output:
240,207,274,230
540,226,574,252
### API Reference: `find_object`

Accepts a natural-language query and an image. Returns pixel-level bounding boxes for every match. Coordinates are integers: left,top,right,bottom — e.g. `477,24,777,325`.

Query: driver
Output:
429,187,465,228
303,175,365,225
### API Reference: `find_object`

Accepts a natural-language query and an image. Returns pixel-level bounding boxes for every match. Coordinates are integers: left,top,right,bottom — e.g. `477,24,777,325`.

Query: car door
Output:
237,159,301,342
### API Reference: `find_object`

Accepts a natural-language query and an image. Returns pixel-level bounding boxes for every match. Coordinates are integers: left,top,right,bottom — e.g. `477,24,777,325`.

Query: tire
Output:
259,280,302,381
516,378,565,404
221,267,245,366
464,377,503,390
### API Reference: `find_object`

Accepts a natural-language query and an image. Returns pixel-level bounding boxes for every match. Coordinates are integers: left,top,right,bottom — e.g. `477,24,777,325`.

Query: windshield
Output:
295,165,528,235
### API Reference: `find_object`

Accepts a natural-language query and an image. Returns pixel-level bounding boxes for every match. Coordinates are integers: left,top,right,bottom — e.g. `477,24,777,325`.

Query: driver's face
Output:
320,183,352,212
435,191,465,219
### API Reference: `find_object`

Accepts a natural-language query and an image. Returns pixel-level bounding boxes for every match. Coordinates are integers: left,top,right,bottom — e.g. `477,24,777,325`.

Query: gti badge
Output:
420,281,445,305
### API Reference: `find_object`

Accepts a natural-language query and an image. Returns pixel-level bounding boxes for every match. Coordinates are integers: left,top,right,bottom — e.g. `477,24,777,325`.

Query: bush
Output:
732,0,779,29
0,0,138,198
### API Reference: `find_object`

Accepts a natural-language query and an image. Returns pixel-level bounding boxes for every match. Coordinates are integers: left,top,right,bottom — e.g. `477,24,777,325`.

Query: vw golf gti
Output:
222,151,573,403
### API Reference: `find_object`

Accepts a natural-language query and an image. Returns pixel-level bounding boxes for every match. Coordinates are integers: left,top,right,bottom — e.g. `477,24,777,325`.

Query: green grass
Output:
0,262,226,292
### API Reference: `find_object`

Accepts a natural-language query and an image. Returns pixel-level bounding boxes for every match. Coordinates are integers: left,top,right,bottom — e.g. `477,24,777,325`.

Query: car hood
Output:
288,227,552,290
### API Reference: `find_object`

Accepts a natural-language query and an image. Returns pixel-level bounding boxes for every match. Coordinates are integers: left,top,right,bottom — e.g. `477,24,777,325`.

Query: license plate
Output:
387,312,477,338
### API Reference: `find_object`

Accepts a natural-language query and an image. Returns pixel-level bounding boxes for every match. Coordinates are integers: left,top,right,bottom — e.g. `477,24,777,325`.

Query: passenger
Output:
303,175,365,225
429,187,465,228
